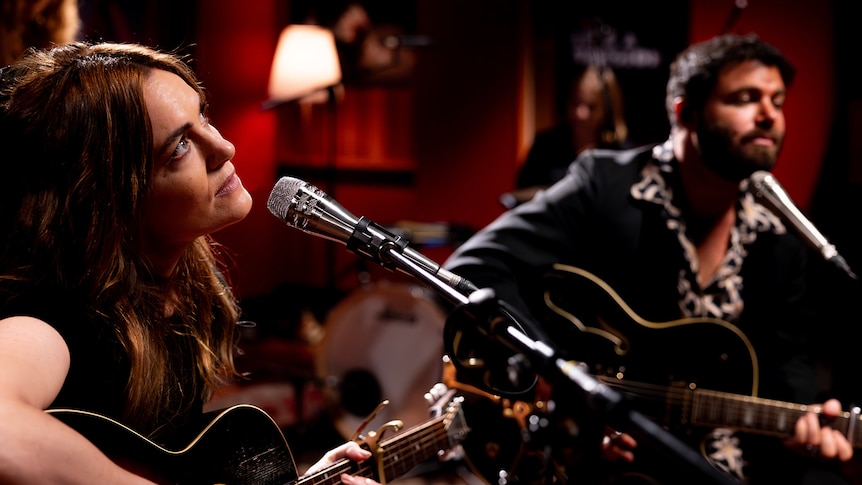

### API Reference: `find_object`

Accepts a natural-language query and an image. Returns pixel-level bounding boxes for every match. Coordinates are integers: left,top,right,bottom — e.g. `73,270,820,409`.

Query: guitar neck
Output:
597,376,862,448
688,389,862,446
298,414,451,484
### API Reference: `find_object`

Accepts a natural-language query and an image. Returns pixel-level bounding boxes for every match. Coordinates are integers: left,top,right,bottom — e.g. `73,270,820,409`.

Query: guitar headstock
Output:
425,383,470,454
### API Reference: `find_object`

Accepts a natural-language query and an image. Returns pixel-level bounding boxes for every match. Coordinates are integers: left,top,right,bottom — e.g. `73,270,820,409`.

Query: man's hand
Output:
601,427,637,463
784,398,853,462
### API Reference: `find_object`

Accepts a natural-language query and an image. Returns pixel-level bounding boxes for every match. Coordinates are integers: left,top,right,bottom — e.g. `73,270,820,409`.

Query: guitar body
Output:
456,393,560,485
541,265,764,481
48,404,299,485
48,387,470,485
542,264,760,398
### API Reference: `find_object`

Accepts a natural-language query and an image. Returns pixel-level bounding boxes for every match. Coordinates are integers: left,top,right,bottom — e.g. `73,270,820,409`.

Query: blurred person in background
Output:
506,62,629,208
1,0,79,66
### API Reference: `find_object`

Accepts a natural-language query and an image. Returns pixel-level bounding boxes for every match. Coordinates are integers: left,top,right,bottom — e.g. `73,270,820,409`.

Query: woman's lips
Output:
216,171,241,197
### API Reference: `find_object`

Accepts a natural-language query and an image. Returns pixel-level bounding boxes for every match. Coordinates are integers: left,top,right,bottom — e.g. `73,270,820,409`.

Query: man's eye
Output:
732,93,753,105
772,95,786,110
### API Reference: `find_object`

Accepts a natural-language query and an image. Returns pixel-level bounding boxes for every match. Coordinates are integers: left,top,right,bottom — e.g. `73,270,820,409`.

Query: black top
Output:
1,290,128,414
1,286,204,444
516,123,578,189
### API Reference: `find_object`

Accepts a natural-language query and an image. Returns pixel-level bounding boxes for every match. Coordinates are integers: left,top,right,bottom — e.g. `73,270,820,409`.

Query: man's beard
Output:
696,123,781,183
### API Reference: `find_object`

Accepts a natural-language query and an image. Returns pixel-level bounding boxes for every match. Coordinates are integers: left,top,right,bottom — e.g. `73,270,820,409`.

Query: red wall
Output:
195,1,282,298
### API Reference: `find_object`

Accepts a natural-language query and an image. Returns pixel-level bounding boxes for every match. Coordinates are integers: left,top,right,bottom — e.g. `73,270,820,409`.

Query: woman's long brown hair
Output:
0,42,241,434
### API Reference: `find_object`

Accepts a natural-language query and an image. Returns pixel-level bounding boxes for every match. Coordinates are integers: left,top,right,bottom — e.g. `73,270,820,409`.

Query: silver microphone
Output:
749,171,856,280
267,176,479,294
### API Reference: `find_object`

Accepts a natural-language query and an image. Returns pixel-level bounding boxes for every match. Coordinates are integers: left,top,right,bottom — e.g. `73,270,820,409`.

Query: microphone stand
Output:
379,246,738,485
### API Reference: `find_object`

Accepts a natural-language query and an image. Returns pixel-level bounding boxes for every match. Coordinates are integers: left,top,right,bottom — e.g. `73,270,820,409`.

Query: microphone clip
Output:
347,217,409,271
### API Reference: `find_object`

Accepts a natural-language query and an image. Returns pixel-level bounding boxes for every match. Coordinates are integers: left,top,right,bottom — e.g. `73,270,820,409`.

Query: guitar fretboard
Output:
597,376,862,449
688,389,862,447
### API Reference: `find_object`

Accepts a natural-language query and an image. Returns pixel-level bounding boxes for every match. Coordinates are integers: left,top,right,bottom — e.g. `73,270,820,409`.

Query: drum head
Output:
316,282,446,440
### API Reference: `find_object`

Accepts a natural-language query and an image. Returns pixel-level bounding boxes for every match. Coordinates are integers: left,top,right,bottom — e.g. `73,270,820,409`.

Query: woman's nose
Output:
207,125,236,169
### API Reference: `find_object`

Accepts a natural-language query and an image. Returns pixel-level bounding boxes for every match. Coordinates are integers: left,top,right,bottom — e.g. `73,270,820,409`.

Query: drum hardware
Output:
316,282,447,440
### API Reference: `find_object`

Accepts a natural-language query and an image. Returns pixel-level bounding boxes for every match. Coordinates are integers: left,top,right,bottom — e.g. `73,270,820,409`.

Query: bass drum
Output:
316,282,447,440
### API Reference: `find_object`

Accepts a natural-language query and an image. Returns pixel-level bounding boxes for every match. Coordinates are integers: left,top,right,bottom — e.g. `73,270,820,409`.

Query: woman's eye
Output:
170,135,190,161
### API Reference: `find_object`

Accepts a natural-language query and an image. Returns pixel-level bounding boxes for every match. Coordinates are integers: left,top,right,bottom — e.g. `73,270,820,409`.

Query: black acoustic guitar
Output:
47,387,468,485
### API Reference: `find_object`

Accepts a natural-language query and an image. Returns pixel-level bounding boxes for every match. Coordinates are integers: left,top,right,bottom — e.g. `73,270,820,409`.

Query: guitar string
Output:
378,427,450,470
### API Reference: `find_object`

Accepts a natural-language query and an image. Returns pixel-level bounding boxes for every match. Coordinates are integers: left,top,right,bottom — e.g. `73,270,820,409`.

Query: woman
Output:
0,42,377,484
508,63,629,207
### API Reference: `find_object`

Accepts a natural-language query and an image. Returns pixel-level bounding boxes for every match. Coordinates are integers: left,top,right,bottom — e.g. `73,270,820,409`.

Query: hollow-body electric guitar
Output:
449,264,861,483
47,386,468,485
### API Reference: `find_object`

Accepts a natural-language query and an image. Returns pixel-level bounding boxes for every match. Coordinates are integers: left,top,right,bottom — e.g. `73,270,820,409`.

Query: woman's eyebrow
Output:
156,122,192,157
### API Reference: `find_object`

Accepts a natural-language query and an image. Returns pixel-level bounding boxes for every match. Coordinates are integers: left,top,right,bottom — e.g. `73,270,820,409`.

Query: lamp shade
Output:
267,25,342,104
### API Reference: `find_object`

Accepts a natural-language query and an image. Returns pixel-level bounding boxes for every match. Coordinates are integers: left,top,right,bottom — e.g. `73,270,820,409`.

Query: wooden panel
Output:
274,86,417,172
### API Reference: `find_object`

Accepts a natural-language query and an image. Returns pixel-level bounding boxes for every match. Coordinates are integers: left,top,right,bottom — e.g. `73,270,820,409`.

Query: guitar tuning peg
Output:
424,382,449,404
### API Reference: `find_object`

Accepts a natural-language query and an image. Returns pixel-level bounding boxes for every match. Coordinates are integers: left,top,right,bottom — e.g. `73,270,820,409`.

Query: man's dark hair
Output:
665,33,796,127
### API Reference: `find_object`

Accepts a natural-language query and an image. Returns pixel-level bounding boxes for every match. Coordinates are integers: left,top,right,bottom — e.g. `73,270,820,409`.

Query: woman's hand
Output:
303,441,381,485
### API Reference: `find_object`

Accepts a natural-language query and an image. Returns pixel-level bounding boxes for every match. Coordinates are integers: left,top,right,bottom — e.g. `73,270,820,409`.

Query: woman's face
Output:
139,69,252,271
567,66,608,152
